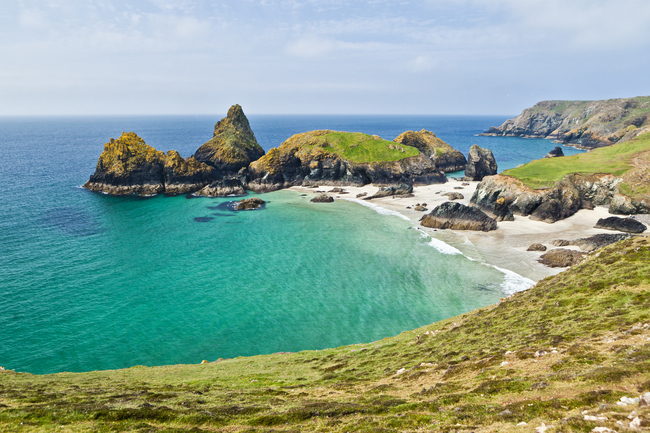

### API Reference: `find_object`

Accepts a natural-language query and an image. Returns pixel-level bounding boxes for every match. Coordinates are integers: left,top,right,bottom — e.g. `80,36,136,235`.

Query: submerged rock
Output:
365,183,413,200
538,249,584,268
420,202,497,231
595,216,647,233
234,197,265,210
464,145,497,181
310,194,334,203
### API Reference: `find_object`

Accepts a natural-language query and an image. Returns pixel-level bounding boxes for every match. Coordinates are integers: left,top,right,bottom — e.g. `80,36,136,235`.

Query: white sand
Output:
290,178,623,283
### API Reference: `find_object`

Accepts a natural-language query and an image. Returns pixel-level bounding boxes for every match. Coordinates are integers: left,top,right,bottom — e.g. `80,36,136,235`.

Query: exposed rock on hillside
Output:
84,132,217,196
194,104,265,173
193,178,246,197
420,202,497,231
246,130,446,192
481,96,650,148
595,216,647,233
545,146,564,158
464,145,497,181
393,129,467,172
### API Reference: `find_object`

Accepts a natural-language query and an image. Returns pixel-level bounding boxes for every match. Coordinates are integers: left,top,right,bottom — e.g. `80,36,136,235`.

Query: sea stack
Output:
464,145,497,181
393,129,467,172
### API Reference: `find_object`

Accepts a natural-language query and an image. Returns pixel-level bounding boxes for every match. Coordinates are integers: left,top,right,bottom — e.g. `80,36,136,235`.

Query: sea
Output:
0,115,586,375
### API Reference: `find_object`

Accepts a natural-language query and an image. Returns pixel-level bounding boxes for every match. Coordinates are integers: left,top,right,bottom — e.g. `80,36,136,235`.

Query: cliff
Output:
193,104,265,173
393,129,467,172
481,96,650,148
246,130,446,192
3,236,650,432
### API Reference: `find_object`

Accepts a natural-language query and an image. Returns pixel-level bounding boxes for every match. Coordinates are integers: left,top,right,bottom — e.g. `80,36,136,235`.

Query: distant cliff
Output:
481,96,650,148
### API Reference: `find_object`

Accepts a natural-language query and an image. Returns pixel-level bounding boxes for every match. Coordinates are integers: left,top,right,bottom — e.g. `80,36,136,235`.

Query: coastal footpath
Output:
2,236,650,432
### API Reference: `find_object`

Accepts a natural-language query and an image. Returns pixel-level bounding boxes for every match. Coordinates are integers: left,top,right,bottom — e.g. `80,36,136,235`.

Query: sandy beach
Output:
290,178,631,284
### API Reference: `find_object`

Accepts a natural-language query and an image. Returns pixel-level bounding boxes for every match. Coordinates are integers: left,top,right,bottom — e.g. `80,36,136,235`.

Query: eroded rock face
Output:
393,129,467,172
595,216,647,233
538,249,584,268
420,202,497,231
609,193,650,215
194,178,246,197
464,145,497,181
365,183,413,200
164,150,218,195
471,175,543,217
545,146,564,158
529,180,582,223
194,104,265,174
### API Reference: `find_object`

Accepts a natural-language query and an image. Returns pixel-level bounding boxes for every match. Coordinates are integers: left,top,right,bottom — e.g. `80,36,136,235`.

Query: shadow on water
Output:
41,207,104,236
194,217,214,222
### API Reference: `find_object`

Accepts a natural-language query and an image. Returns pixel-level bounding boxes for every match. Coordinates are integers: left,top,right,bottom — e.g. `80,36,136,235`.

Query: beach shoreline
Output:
290,177,619,284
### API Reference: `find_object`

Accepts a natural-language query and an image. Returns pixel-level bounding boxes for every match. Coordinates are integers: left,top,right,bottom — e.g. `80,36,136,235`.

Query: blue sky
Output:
2,0,650,115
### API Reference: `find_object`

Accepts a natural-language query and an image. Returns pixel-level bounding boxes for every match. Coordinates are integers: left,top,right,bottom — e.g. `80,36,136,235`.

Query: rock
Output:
328,187,345,193
464,145,497,181
639,392,650,407
596,216,647,233
545,146,564,158
356,192,367,198
538,249,584,267
420,202,497,231
164,150,218,195
530,180,582,223
527,243,547,252
194,178,246,197
310,194,334,203
393,129,467,172
569,233,633,252
414,205,427,211
609,193,650,215
493,196,515,221
471,175,543,217
591,427,617,433
442,192,464,200
499,409,513,416
365,183,413,200
535,422,548,433
551,240,571,247
234,197,265,210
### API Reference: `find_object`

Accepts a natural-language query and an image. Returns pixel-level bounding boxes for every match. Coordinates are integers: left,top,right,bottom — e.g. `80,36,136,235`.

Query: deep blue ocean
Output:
0,115,584,375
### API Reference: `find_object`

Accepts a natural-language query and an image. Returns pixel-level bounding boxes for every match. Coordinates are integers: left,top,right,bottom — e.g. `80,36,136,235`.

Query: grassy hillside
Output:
502,132,650,192
2,237,650,432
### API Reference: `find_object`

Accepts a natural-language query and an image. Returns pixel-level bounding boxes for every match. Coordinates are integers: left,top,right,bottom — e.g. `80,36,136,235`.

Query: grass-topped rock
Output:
246,130,446,192
393,129,467,172
3,236,650,432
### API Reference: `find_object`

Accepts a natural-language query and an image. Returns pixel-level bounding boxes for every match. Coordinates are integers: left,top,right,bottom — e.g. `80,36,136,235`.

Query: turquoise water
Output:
0,115,583,374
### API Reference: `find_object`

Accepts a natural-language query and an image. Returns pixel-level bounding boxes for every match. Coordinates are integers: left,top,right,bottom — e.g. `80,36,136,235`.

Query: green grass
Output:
3,237,650,432
502,132,650,189
310,131,420,164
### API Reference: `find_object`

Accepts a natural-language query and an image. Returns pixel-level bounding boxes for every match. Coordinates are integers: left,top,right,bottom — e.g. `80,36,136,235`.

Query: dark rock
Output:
530,180,582,223
393,129,467,172
420,202,497,231
414,205,427,211
234,197,265,210
538,249,584,267
365,183,413,200
442,192,464,200
609,193,650,215
356,192,367,198
329,187,345,193
471,175,543,217
493,196,515,222
527,243,547,252
310,194,334,203
164,150,217,195
545,146,564,158
569,233,633,252
194,178,246,197
464,145,497,181
595,216,647,233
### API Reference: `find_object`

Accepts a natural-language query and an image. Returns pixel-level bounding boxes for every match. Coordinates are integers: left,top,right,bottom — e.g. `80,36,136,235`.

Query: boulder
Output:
595,216,647,233
538,249,584,267
609,193,650,215
442,192,464,200
393,129,467,172
234,197,265,210
194,178,246,197
527,243,547,252
551,240,571,247
365,183,413,200
311,194,334,203
530,180,582,223
545,146,564,158
464,145,497,181
420,202,497,232
569,233,633,252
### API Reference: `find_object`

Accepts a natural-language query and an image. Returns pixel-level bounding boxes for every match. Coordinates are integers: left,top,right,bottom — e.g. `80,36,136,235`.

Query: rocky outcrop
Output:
609,193,650,215
538,249,584,268
246,130,446,192
545,146,564,158
310,194,334,203
194,104,265,174
529,180,581,223
393,130,467,172
442,192,464,200
480,97,650,149
564,233,633,252
595,216,647,233
84,132,218,196
420,202,497,231
193,178,246,197
527,243,547,252
464,145,497,181
235,197,265,210
365,184,413,200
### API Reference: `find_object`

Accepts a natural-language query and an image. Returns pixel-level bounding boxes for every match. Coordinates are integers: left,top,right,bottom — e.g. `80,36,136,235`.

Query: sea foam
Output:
342,198,411,221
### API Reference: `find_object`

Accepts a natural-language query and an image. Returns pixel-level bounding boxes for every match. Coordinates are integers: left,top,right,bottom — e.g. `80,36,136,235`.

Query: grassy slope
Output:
502,132,650,190
2,237,650,432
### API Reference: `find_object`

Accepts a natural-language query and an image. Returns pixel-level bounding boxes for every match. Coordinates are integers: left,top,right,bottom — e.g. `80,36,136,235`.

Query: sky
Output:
2,0,650,116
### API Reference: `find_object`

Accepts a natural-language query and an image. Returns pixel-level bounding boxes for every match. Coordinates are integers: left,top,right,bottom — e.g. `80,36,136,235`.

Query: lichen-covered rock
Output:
234,197,265,210
310,194,334,203
393,129,467,172
420,202,497,231
194,104,265,173
527,243,547,252
545,146,564,158
163,150,217,195
471,175,543,217
595,216,647,233
194,178,246,197
83,132,166,196
538,249,584,268
365,183,413,200
464,145,497,181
